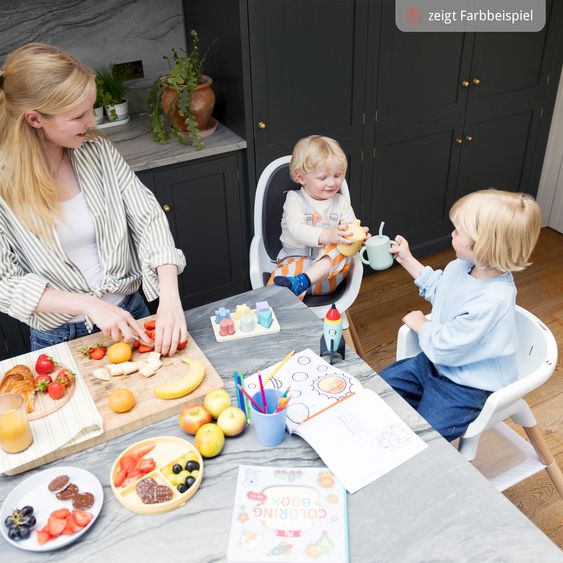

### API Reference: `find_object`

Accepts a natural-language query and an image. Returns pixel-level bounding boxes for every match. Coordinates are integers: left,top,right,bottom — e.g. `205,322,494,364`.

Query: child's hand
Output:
319,224,353,245
402,310,428,334
390,235,414,264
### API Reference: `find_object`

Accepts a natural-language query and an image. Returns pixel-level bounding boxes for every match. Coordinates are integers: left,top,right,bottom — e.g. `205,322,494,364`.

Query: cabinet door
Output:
371,117,464,254
152,155,247,309
375,1,473,131
248,0,368,174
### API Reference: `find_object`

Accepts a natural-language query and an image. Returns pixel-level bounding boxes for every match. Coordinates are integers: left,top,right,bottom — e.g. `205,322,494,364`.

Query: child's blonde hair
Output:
289,135,348,181
449,188,541,272
0,43,96,240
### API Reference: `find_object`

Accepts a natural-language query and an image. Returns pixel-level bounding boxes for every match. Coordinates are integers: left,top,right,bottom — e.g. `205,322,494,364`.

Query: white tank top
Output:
55,191,123,322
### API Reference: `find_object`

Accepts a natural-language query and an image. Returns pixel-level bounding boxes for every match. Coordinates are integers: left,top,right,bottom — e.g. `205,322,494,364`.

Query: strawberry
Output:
34,374,53,392
132,340,141,349
36,529,52,545
62,513,81,534
55,368,74,387
47,380,65,400
51,508,71,519
136,458,156,474
113,467,127,488
72,510,94,528
145,329,156,341
89,345,107,360
47,515,67,536
143,319,156,331
35,354,55,375
138,344,154,353
177,340,188,350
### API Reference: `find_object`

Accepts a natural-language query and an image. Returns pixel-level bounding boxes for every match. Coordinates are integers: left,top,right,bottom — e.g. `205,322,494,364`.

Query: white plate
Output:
0,466,103,552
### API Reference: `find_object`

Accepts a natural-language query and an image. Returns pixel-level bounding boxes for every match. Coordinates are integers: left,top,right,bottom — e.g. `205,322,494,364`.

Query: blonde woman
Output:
0,43,187,355
379,189,541,441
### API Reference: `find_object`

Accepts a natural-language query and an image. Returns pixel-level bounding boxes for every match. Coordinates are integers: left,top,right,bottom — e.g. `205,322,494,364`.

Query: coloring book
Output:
227,465,348,563
244,349,428,494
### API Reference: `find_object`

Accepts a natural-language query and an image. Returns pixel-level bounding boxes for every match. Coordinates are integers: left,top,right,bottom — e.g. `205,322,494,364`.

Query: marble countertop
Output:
0,286,560,562
102,113,247,172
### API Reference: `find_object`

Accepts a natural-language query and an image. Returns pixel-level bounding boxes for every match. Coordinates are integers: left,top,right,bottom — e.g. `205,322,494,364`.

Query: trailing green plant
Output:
147,30,216,150
95,64,130,119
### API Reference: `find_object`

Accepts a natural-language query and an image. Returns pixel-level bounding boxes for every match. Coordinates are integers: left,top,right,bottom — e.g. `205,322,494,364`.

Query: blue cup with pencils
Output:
249,388,287,447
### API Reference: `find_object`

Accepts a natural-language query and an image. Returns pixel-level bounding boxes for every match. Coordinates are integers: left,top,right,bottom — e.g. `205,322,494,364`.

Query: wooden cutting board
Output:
67,320,224,441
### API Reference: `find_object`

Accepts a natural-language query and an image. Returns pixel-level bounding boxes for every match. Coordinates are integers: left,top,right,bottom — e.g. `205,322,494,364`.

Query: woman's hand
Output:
319,223,353,245
402,310,428,334
84,299,148,343
155,296,187,356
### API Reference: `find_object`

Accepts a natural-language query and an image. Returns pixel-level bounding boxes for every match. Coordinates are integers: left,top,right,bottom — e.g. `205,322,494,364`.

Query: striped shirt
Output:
0,137,186,331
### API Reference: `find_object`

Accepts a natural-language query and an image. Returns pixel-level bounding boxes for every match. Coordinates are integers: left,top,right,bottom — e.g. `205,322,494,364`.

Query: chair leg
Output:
523,425,563,499
345,311,365,359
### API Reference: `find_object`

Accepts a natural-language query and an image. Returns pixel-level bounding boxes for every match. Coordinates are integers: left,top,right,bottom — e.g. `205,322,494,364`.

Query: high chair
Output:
395,306,562,497
249,156,364,356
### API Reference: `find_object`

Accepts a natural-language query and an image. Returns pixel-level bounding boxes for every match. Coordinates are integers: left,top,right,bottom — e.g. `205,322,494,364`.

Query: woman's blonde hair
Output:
289,135,348,181
0,43,96,239
449,188,541,272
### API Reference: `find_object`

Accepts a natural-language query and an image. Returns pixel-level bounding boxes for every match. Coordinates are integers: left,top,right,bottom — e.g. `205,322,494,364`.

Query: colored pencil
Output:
258,371,268,413
263,351,295,386
300,392,356,424
239,372,251,424
233,372,243,410
238,384,266,414
274,396,289,413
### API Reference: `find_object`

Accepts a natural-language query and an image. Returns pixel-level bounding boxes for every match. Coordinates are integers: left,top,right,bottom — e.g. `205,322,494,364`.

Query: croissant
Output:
0,364,36,413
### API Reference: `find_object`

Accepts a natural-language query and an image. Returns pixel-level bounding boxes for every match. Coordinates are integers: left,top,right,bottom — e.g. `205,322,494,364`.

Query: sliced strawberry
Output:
47,515,67,537
136,458,156,474
132,340,141,349
89,346,107,360
63,513,81,534
177,340,188,350
143,319,156,331
114,467,127,488
145,329,156,342
138,344,154,353
51,508,71,519
36,529,52,545
132,444,156,459
72,510,94,528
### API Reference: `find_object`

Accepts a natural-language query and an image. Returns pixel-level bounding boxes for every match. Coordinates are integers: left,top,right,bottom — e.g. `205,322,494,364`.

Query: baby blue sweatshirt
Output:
415,259,518,391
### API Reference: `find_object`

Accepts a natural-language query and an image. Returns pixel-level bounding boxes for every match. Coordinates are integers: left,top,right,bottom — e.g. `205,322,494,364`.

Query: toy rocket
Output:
320,304,345,364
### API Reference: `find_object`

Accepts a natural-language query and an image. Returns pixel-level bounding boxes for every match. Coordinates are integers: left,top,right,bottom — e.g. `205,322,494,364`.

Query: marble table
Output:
0,286,560,562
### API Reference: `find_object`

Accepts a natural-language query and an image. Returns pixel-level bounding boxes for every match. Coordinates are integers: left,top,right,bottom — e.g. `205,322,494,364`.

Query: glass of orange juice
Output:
0,393,33,454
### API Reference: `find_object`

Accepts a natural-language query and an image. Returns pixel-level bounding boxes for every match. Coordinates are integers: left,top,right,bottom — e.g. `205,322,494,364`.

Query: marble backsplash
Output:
0,0,186,113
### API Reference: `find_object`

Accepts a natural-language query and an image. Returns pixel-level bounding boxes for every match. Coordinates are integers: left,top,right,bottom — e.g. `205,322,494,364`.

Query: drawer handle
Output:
257,121,267,129
162,204,172,213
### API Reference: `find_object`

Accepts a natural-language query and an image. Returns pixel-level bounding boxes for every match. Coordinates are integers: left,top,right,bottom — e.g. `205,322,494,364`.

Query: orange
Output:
108,388,136,413
107,342,132,364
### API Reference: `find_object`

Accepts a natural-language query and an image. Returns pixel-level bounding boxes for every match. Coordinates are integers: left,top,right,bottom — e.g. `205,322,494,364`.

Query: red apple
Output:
217,406,247,437
195,423,225,458
179,404,213,435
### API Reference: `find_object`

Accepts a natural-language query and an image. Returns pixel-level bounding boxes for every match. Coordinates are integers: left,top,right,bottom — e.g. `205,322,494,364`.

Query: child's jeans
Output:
379,352,491,442
29,292,150,351
267,243,352,296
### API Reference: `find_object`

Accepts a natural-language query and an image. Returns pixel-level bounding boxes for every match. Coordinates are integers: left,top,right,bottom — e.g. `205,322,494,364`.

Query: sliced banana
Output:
92,367,111,381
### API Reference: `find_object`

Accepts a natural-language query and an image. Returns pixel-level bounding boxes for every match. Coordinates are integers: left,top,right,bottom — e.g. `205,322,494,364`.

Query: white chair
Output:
395,306,563,497
249,156,364,351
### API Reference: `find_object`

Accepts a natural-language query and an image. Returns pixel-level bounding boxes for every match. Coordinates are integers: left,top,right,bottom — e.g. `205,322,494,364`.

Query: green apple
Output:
203,388,232,419
195,423,225,458
217,406,247,437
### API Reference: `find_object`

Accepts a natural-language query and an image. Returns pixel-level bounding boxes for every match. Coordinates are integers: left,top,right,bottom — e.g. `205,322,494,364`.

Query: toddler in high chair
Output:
269,135,370,297
380,189,541,442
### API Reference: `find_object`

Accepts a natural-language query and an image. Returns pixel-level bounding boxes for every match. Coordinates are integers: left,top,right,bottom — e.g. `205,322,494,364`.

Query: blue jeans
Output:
379,352,491,442
30,292,150,351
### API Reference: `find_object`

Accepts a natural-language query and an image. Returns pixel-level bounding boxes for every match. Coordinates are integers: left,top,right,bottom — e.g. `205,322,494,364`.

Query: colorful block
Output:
239,313,256,333
257,309,273,329
255,300,270,313
215,306,231,324
233,304,251,320
219,318,235,336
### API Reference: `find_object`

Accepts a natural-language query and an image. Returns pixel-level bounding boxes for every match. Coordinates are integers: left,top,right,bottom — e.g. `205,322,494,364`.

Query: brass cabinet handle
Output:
455,138,463,145
461,80,470,88
465,135,473,142
472,78,481,86
162,204,172,212
257,121,267,129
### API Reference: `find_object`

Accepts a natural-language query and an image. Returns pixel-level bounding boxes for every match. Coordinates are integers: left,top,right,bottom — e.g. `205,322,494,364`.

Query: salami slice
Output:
72,492,95,510
48,475,70,493
56,483,79,500
135,477,173,504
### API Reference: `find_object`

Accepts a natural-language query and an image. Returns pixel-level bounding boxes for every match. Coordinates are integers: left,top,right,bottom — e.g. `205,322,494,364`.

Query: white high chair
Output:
249,156,364,354
395,306,563,497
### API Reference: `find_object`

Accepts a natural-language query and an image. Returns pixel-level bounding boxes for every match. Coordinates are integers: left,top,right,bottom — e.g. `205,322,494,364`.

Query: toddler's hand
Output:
402,310,428,334
390,235,413,263
319,224,352,245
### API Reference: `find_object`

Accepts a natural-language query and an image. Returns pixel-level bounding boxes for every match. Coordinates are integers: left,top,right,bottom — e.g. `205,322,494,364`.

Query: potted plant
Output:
93,86,105,125
148,30,216,150
95,64,130,122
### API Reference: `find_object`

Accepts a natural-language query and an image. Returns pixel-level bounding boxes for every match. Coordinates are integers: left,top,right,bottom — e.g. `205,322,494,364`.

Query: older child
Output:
380,189,541,441
269,135,369,297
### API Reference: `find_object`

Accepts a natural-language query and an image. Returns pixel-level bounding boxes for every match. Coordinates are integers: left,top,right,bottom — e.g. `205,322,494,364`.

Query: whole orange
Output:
108,388,136,413
107,342,132,364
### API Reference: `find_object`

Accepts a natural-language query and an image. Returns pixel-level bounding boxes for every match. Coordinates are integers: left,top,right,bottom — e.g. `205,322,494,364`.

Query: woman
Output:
0,43,187,355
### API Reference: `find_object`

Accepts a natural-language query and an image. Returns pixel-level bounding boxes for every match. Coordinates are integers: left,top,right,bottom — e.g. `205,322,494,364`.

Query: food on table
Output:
144,319,156,331
146,358,162,371
81,344,107,361
34,374,53,392
47,380,66,400
120,361,139,374
106,342,132,364
35,508,93,544
147,351,161,362
72,492,95,511
48,474,70,494
56,483,79,501
178,403,212,435
137,344,154,353
139,365,156,378
113,443,156,488
107,364,126,376
92,368,111,381
217,406,247,437
135,477,174,504
153,357,205,399
194,423,225,458
203,388,232,419
108,387,136,413
54,368,74,387
4,505,36,541
35,354,56,375
162,456,201,492
0,364,36,412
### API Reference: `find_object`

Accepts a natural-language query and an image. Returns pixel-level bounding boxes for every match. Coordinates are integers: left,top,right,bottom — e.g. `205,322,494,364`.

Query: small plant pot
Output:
105,100,129,122
93,105,104,125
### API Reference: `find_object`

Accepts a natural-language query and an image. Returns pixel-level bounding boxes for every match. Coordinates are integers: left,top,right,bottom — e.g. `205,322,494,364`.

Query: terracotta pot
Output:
161,74,215,132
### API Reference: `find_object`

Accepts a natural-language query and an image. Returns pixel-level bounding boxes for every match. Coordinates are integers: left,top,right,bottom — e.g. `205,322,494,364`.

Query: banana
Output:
153,357,206,400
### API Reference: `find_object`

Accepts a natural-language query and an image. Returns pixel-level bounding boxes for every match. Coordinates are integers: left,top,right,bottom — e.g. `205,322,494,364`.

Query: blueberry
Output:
172,464,182,474
26,515,36,527
8,526,20,540
20,506,33,516
18,525,30,539
185,476,196,489
177,483,187,493
186,460,200,472
4,515,14,527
